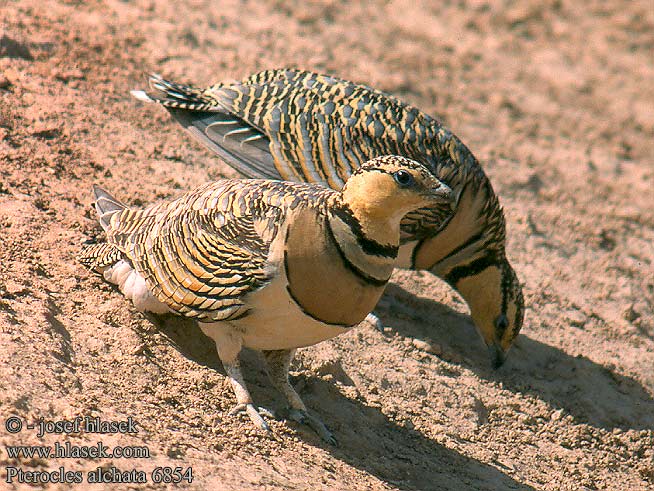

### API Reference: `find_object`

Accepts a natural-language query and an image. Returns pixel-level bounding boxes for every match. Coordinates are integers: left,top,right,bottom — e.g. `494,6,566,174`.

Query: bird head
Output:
341,155,455,230
452,258,524,368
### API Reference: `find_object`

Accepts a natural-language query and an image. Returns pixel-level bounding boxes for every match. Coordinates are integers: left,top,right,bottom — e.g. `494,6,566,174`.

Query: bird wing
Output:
140,70,450,184
203,69,448,189
137,69,482,238
104,181,285,321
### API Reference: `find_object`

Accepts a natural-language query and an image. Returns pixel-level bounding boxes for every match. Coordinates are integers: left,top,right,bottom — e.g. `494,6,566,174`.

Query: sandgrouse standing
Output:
80,156,454,443
132,69,524,368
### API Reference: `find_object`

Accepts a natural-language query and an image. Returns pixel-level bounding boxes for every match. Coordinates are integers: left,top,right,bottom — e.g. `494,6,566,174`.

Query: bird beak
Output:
428,183,454,207
488,342,506,369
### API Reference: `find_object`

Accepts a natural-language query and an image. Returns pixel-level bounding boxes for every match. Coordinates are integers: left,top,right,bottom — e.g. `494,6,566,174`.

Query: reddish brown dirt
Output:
1,1,653,490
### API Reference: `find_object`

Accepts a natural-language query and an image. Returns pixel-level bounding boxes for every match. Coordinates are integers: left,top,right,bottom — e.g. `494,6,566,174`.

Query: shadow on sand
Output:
145,314,535,491
378,283,654,432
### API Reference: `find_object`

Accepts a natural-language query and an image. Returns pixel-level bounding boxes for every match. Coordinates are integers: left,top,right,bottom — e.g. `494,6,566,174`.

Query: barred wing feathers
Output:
140,69,481,239
98,181,323,321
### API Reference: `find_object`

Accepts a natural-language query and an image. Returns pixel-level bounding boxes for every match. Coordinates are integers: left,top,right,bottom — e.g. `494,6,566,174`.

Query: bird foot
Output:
281,407,337,446
229,403,275,432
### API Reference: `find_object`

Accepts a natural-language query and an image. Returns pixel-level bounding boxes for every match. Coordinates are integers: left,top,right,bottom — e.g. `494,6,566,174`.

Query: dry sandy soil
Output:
1,0,653,489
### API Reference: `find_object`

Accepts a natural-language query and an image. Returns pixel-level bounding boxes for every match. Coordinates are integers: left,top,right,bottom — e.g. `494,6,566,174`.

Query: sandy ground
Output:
1,0,653,489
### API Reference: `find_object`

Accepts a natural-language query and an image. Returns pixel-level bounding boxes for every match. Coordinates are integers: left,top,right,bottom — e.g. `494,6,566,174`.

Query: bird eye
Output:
393,170,415,187
495,314,509,335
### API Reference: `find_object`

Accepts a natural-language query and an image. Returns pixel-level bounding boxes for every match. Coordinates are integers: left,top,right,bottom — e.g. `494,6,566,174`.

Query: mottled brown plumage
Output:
132,69,524,367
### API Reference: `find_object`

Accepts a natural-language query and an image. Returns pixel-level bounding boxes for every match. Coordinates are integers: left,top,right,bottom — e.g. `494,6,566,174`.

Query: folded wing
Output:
102,182,282,321
135,69,478,239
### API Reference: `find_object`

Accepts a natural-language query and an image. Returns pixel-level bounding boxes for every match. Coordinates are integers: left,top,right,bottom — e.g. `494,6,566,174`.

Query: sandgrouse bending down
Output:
131,69,525,368
79,156,453,443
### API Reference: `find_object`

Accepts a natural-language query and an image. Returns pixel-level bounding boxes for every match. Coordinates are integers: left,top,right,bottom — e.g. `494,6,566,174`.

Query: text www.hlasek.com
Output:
5,441,150,459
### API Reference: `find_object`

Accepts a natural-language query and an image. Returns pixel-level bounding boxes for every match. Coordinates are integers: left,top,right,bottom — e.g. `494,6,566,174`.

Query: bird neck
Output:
326,197,399,284
337,177,410,248
281,199,395,327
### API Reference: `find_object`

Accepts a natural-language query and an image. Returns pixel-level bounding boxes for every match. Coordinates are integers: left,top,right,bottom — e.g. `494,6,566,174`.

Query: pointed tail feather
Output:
131,74,281,181
131,74,219,111
130,90,154,103
93,185,126,232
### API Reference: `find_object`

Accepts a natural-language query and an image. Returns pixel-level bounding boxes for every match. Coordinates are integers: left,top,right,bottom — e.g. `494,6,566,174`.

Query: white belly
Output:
102,260,170,314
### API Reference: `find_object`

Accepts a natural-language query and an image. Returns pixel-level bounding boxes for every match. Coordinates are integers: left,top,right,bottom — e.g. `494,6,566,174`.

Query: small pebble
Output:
412,338,442,355
3,68,20,84
166,445,185,459
565,310,586,328
315,360,354,386
623,304,640,323
131,343,146,355
52,67,85,82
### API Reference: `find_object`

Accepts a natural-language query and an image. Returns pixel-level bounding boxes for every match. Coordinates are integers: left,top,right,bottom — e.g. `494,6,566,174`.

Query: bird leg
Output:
199,322,271,432
261,349,337,445
223,358,271,431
